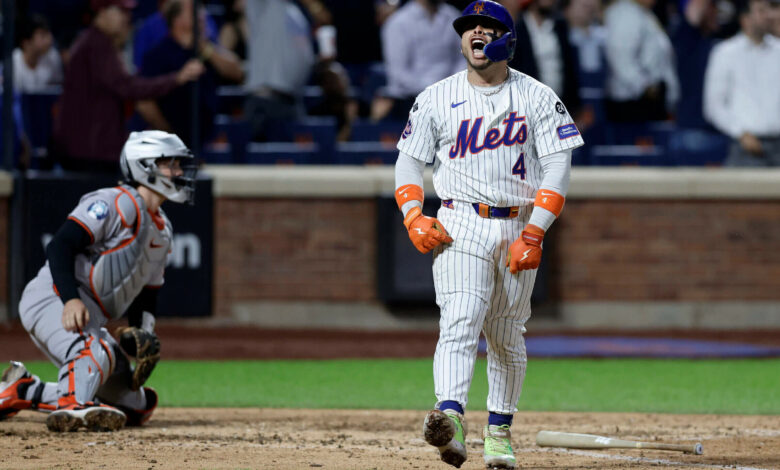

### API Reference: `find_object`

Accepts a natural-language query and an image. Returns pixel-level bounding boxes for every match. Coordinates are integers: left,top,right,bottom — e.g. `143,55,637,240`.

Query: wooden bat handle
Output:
640,442,703,455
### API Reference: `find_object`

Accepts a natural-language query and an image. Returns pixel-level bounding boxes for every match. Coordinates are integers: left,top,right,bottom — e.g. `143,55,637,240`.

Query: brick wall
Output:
209,196,780,317
551,200,780,301
213,198,377,317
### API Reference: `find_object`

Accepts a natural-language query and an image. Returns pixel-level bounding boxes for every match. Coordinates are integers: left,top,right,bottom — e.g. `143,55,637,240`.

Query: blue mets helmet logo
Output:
473,1,485,13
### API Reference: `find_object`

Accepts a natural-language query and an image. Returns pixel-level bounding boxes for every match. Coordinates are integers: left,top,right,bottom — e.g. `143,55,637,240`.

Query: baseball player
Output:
394,1,583,468
0,130,197,432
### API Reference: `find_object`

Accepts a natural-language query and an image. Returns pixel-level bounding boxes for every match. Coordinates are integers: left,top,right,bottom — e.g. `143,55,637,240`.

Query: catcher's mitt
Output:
115,326,160,390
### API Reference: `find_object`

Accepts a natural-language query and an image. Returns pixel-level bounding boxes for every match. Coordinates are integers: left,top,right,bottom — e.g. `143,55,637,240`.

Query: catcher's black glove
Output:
115,326,160,390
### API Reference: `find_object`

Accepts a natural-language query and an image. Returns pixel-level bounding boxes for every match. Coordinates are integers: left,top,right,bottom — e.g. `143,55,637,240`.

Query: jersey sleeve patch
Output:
401,119,413,139
557,123,580,140
87,200,110,220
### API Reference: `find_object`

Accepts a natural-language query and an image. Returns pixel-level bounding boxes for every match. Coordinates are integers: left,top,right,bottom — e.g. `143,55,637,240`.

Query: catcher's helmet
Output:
120,130,198,204
453,1,516,62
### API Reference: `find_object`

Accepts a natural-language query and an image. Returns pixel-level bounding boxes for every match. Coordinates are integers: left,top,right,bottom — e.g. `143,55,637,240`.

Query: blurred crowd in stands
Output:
2,0,780,171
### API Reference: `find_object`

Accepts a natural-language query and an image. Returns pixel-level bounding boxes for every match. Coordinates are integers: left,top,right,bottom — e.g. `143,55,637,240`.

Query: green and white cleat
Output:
423,409,468,468
483,424,516,469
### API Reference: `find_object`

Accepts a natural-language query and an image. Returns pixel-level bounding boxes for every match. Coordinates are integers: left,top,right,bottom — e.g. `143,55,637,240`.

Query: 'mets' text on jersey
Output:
397,69,584,207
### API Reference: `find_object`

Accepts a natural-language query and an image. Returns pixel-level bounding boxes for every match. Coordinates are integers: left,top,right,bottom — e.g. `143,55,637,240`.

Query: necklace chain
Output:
471,67,510,97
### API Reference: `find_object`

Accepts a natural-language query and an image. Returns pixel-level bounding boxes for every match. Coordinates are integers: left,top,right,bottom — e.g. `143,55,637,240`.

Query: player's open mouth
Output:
471,37,486,59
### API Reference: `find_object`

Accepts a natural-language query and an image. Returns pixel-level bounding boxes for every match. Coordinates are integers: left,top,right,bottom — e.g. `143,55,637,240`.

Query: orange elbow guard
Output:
395,184,424,210
534,189,565,217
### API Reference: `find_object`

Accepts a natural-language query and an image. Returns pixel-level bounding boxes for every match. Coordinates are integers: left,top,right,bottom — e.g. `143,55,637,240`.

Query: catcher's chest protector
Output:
89,186,172,319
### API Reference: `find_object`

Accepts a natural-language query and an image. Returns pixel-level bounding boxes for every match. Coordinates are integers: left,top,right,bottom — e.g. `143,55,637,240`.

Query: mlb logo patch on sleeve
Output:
557,124,580,140
87,200,109,220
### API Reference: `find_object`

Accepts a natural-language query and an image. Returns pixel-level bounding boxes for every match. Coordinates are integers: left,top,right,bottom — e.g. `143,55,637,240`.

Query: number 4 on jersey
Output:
512,152,526,179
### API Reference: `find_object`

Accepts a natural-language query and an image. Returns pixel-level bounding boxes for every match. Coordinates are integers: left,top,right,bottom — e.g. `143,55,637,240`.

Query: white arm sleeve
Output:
528,150,572,231
394,151,426,217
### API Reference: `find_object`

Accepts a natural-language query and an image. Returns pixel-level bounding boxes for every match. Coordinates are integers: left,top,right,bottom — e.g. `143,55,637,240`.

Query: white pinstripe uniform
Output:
397,68,583,414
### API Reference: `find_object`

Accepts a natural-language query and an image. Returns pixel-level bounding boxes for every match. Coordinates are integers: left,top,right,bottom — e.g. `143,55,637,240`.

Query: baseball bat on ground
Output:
536,431,703,455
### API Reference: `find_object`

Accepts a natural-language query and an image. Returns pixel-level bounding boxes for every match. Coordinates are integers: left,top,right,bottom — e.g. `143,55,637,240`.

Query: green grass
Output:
23,359,780,414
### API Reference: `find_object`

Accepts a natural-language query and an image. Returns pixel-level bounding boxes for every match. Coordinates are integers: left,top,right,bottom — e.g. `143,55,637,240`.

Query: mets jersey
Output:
397,68,584,206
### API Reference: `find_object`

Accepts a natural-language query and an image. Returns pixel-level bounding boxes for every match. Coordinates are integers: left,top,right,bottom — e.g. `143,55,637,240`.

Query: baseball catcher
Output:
0,130,197,432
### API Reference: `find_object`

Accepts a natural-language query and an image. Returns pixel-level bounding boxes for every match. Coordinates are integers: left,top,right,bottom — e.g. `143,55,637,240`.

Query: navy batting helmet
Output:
453,1,516,62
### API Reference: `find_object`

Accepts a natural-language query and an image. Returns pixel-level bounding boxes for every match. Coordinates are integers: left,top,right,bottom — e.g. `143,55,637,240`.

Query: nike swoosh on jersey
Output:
149,240,164,249
451,100,467,108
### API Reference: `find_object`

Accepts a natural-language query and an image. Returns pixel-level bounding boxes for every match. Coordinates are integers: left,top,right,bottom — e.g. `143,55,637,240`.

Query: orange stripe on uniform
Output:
534,189,565,217
115,187,131,228
98,338,114,377
395,184,424,210
67,216,95,244
77,337,104,384
91,186,142,320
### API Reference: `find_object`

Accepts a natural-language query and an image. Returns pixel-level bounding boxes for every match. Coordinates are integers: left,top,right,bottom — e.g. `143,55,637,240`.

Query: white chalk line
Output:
530,447,773,470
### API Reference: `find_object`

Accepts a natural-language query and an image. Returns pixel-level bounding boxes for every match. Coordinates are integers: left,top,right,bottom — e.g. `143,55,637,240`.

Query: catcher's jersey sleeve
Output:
396,88,438,164
68,189,122,244
530,85,584,158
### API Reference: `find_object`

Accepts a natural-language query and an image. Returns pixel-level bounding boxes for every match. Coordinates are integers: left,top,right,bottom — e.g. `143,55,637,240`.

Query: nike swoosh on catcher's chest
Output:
451,100,467,108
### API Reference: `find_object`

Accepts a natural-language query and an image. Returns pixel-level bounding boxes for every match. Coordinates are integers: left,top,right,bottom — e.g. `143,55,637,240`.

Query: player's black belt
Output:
441,200,520,219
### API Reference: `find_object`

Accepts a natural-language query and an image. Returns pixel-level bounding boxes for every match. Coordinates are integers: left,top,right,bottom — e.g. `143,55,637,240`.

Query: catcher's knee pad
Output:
58,334,115,406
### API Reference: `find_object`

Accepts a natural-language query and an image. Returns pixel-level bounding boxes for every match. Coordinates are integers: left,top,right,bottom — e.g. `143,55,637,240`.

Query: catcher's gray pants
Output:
18,272,146,410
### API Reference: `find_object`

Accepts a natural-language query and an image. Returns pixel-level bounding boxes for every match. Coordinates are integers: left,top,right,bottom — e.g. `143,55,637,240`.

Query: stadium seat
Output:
360,63,387,105
335,141,398,165
589,144,671,166
20,88,61,156
603,121,675,149
245,142,320,165
667,129,729,166
349,119,404,144
264,117,337,163
213,114,250,163
200,142,233,164
215,86,247,116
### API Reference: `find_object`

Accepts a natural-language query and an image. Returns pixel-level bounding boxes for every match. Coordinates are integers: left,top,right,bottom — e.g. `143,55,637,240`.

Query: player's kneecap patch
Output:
557,124,580,140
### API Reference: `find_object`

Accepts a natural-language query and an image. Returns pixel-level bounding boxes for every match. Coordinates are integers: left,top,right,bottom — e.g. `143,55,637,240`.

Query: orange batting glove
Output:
506,224,545,273
403,207,454,254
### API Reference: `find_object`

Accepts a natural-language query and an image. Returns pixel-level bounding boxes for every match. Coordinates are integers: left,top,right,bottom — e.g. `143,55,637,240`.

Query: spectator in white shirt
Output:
374,0,462,121
603,0,679,122
13,15,63,93
769,0,780,37
703,0,780,165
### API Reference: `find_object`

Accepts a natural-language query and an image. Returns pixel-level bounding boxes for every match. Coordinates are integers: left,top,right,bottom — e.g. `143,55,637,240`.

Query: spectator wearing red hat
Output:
51,0,204,173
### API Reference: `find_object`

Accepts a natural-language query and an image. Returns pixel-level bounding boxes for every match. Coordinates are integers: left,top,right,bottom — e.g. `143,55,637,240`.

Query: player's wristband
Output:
395,184,424,210
521,224,545,246
403,206,422,230
534,189,565,217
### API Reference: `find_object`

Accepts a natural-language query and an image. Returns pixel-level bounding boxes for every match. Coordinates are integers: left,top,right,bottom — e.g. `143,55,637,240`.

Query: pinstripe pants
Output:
432,201,535,414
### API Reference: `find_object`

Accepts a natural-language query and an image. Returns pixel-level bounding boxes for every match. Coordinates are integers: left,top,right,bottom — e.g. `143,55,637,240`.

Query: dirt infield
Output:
2,322,780,469
1,409,779,469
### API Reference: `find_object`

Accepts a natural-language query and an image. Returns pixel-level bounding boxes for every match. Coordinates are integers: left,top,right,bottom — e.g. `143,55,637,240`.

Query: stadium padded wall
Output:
3,167,780,329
